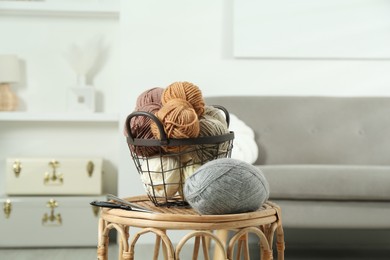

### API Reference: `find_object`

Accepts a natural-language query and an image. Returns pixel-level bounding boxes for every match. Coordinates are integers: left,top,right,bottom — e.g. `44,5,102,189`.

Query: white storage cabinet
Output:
0,195,105,247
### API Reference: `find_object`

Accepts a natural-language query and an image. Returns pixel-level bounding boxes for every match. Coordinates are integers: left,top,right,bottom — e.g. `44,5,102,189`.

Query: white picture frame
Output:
233,0,390,59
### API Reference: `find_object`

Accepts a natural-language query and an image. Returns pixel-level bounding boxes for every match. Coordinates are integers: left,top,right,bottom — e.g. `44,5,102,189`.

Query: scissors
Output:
90,194,155,213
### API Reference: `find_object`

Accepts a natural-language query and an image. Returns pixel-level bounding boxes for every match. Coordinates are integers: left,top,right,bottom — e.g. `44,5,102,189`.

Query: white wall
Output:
118,0,390,197
234,0,390,59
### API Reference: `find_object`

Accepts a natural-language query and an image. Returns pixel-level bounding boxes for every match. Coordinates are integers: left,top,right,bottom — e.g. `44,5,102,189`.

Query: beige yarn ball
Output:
140,157,181,198
203,105,228,128
191,114,230,164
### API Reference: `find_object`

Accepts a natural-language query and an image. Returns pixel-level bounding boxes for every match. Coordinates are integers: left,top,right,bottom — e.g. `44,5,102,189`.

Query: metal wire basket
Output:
125,105,235,207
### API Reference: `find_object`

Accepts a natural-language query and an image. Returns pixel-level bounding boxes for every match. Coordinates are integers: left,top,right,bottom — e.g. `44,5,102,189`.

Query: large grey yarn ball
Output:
184,158,270,215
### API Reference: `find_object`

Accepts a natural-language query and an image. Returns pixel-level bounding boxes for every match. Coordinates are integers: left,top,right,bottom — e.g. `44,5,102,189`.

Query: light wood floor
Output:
1,244,390,260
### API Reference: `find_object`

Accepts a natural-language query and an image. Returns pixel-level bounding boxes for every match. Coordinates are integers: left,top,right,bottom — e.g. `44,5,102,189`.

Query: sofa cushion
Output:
206,96,390,166
258,165,390,201
272,200,390,228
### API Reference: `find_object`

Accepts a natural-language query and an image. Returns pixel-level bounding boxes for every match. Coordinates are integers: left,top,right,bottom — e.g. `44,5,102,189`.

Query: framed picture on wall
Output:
233,0,390,59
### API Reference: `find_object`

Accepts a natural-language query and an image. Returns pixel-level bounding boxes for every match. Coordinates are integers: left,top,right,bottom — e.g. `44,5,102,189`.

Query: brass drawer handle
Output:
42,199,62,226
44,160,63,185
13,160,22,177
87,161,94,177
3,199,12,219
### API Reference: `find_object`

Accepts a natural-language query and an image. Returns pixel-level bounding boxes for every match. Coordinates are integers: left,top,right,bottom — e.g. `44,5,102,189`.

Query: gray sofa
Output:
206,96,390,231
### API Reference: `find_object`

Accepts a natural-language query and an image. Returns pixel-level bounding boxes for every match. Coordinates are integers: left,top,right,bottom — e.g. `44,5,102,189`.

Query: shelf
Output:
0,0,120,18
0,112,119,123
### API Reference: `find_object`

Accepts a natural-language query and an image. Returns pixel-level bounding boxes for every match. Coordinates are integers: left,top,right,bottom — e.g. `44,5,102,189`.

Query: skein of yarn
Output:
184,158,270,215
135,87,164,109
151,98,200,152
191,114,230,163
203,105,228,128
125,87,164,157
128,103,162,157
162,81,205,117
177,162,202,198
141,157,181,198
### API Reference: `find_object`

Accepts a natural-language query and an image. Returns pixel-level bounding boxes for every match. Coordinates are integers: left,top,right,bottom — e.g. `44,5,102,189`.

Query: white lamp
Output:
0,55,21,111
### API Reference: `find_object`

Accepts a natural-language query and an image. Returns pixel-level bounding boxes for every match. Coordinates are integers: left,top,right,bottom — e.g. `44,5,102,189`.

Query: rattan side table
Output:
96,195,285,260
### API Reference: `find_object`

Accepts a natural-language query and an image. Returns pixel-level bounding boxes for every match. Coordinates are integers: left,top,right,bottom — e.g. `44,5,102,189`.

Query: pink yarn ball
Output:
135,87,164,110
124,87,165,156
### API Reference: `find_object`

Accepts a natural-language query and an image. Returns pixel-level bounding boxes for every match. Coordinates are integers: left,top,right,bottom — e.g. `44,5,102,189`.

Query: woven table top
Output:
100,195,281,230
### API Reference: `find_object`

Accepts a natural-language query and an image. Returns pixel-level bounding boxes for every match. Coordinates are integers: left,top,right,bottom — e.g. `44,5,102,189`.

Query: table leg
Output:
129,228,174,260
97,218,109,260
152,230,169,260
201,235,210,260
176,231,227,260
228,227,273,260
213,230,228,260
111,224,130,260
162,238,168,260
161,230,169,260
119,229,128,260
276,225,285,260
192,236,201,260
153,235,162,260
119,231,124,260
237,233,250,260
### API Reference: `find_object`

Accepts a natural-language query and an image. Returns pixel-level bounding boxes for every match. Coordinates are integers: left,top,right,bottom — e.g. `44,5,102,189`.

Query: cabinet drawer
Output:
0,196,104,247
6,158,103,195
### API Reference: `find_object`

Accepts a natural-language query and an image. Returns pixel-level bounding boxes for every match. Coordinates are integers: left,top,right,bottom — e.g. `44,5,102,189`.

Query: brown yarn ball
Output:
162,81,205,117
135,87,164,110
127,103,162,157
125,87,164,138
124,87,164,157
151,98,200,153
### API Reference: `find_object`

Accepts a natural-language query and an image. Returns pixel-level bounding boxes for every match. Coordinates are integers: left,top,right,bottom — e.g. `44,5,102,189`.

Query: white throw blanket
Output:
229,114,258,164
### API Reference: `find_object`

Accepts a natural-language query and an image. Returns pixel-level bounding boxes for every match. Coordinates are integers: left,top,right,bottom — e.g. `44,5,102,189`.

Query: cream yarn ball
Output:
184,158,270,215
177,162,202,198
141,157,181,197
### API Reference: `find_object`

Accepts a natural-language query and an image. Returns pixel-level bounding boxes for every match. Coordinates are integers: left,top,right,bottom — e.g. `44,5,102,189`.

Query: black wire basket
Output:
125,105,235,207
